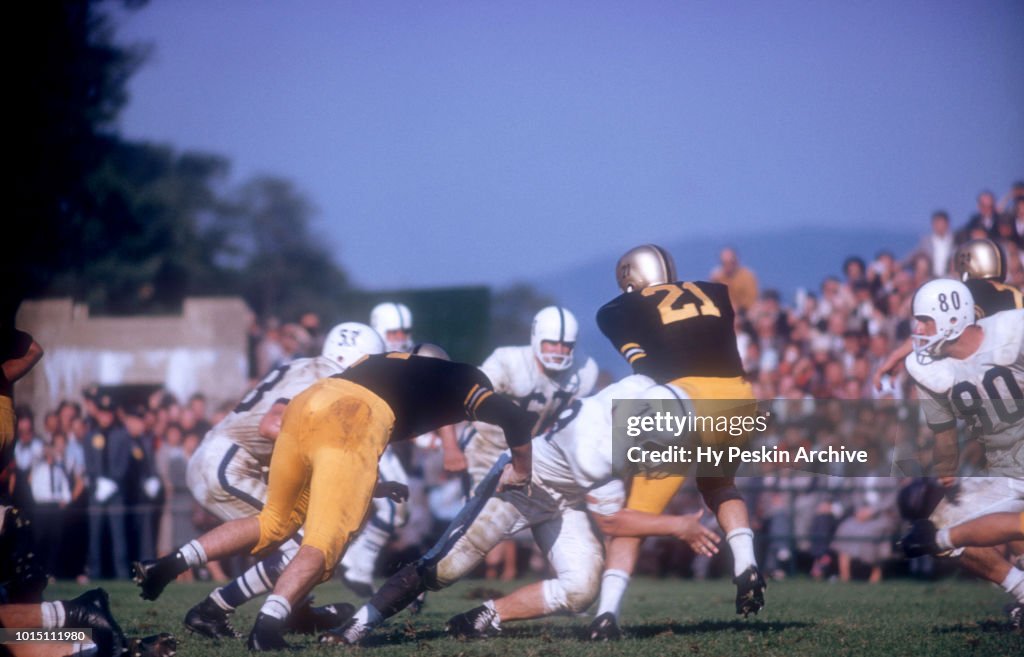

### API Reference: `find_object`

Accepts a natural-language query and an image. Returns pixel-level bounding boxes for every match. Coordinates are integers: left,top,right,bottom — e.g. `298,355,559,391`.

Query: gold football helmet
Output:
955,238,1005,282
615,244,676,292
410,342,450,360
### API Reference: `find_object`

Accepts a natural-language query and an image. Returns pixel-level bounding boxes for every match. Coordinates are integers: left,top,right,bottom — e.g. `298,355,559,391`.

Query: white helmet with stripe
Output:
531,306,579,372
322,322,385,370
910,279,975,362
370,302,413,352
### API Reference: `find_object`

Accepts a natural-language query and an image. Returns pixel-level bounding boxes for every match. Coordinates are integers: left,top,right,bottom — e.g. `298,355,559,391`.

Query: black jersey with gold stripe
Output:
596,280,745,382
335,353,533,446
966,278,1023,319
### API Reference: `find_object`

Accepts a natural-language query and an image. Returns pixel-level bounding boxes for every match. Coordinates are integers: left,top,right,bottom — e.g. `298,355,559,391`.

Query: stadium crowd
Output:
3,182,1023,589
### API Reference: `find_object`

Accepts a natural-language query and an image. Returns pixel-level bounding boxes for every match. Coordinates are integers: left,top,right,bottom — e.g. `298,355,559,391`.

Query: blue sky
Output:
114,0,1023,291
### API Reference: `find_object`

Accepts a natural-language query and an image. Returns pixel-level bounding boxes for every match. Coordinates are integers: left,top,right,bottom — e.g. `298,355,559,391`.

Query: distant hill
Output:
531,225,919,375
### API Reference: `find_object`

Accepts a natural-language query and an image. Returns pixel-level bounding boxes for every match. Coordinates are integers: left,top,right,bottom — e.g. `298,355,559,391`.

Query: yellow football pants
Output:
0,396,14,466
252,378,395,577
626,375,755,514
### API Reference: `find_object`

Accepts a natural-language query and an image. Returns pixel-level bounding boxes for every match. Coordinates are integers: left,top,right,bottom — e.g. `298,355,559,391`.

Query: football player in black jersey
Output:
590,244,764,641
133,347,534,651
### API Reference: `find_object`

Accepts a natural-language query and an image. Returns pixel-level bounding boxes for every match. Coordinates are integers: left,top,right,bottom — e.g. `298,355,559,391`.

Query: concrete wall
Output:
15,297,253,415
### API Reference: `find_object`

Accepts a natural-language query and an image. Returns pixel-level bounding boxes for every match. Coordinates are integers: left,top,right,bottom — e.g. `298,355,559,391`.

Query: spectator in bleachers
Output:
29,431,81,579
911,211,954,277
186,393,212,437
56,399,89,580
959,189,1001,243
299,311,324,356
710,246,759,313
995,199,1024,251
155,423,193,563
831,466,900,583
11,406,42,512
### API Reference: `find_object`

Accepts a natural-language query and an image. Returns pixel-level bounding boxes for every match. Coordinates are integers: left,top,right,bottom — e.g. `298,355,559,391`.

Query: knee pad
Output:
542,576,595,615
697,477,742,514
541,578,569,614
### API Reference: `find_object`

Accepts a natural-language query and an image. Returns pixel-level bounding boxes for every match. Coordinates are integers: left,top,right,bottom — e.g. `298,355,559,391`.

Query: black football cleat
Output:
900,519,941,558
133,557,185,601
64,588,128,657
446,605,500,639
127,633,178,657
289,598,355,634
184,597,241,639
588,612,622,641
247,613,291,652
734,566,767,618
1009,603,1022,631
0,505,47,603
318,617,368,646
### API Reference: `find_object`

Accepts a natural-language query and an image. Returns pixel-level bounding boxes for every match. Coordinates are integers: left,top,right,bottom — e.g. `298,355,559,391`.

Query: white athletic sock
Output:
483,599,501,629
179,539,208,568
260,595,292,621
935,527,954,551
341,524,391,583
209,588,235,612
352,604,384,629
595,569,630,619
41,601,66,629
727,528,757,577
70,641,97,657
1001,567,1024,604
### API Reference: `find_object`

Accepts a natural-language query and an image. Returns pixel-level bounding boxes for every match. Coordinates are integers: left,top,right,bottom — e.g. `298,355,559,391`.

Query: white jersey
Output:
906,309,1024,476
210,356,343,464
470,345,599,450
530,374,694,515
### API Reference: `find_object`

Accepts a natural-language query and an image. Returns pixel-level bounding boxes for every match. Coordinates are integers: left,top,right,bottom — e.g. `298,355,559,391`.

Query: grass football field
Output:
50,577,1022,657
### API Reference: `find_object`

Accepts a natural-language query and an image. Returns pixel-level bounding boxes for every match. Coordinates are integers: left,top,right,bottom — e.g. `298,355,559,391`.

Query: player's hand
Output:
497,463,530,493
673,510,720,557
443,446,468,473
937,476,958,488
373,481,409,502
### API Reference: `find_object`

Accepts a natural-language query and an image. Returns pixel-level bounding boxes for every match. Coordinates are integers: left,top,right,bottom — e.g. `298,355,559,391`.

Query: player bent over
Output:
324,375,720,645
178,322,383,639
133,346,534,651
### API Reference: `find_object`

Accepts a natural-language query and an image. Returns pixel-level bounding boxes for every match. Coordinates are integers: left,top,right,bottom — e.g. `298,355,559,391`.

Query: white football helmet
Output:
910,279,975,361
370,302,413,352
531,306,578,372
410,342,450,360
322,322,385,370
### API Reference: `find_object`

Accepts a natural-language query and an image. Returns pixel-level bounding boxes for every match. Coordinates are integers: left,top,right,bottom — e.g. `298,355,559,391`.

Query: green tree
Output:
9,0,146,313
232,176,349,320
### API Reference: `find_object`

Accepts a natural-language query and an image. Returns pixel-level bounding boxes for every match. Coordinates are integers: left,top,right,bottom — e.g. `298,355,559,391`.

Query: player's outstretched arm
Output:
952,512,1024,548
588,506,720,557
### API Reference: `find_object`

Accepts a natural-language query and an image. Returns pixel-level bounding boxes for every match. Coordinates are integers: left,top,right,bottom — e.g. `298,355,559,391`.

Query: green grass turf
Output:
49,576,1022,657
